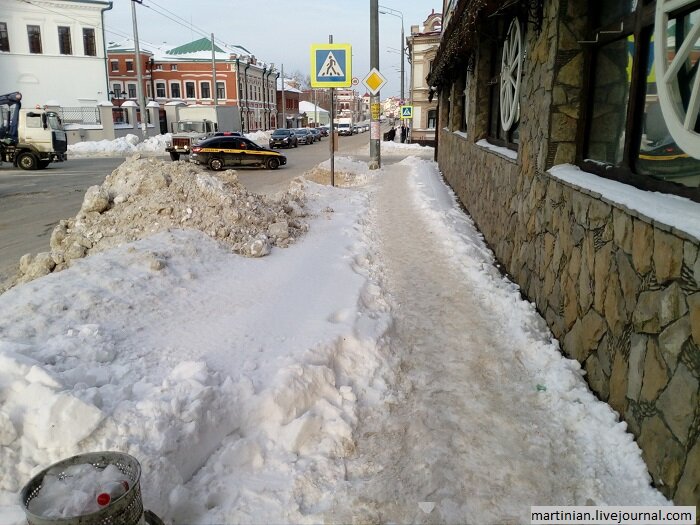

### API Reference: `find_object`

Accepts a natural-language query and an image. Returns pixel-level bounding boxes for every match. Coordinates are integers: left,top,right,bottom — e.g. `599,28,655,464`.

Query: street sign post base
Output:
368,160,380,170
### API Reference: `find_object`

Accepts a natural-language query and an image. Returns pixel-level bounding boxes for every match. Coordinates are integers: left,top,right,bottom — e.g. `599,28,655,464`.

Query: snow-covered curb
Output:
68,134,171,158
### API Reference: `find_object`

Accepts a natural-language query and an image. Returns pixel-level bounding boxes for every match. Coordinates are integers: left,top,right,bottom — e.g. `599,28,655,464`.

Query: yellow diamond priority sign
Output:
363,68,387,96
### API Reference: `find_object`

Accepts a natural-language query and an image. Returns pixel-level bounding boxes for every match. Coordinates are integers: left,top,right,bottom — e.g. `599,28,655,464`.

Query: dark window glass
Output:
598,1,636,28
201,82,211,99
112,84,121,98
637,17,700,187
83,28,96,56
110,60,119,72
126,60,134,72
428,109,437,129
0,22,9,52
217,82,225,99
156,83,166,98
27,25,42,54
586,37,634,165
171,83,181,98
58,26,71,54
487,17,520,148
128,84,136,98
186,82,195,98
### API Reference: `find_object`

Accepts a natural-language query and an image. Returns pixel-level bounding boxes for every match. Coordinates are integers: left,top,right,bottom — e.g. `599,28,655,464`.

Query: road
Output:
0,129,383,281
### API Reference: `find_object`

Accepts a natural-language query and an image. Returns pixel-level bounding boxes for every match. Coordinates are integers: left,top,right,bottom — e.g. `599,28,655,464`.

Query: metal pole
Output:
369,0,380,169
329,35,334,187
281,63,286,128
400,22,404,103
314,89,318,127
211,33,217,107
131,0,148,138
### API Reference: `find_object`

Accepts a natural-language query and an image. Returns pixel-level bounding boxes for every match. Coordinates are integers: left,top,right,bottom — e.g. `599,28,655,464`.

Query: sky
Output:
0,140,667,522
103,0,443,99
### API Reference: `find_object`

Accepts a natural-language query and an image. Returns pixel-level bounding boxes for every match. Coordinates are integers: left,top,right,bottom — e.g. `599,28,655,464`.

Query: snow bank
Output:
0,174,392,522
304,156,376,187
244,130,271,144
5,157,308,291
68,134,171,158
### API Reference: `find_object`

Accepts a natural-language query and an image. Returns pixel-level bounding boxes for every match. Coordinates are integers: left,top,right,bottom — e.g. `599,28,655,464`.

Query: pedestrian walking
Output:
400,125,407,144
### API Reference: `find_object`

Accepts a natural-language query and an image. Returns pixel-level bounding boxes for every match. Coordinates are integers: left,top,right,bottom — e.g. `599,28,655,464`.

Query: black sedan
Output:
269,129,298,149
191,136,286,170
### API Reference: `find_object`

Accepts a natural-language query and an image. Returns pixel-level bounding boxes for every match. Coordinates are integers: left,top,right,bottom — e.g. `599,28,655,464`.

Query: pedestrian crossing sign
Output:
400,105,413,119
310,43,352,88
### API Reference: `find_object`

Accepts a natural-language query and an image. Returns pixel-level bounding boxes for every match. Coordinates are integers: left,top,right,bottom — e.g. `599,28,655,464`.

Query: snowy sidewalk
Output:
329,157,666,523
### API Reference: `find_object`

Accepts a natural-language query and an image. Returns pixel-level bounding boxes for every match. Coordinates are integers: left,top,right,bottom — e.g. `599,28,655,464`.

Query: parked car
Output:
294,128,313,145
269,128,298,149
352,125,359,134
190,136,286,170
309,128,322,142
318,126,329,137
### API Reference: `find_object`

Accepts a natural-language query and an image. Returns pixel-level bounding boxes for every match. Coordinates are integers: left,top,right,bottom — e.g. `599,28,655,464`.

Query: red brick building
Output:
107,37,278,131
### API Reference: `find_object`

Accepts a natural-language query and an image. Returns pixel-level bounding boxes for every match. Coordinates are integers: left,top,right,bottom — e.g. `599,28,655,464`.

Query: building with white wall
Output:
0,0,112,107
406,10,441,145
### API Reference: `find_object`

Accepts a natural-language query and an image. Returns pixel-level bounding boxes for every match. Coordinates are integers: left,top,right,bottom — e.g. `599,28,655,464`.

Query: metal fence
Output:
59,107,101,125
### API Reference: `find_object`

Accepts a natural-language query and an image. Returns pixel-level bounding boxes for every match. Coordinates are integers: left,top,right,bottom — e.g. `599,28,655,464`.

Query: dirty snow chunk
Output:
243,234,271,257
21,252,55,281
268,221,289,239
0,412,17,446
28,463,127,518
80,186,110,214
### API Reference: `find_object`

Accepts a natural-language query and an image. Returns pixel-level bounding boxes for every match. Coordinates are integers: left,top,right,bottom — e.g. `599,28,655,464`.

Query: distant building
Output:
299,100,329,127
406,10,441,146
107,37,278,131
277,78,302,128
0,0,112,107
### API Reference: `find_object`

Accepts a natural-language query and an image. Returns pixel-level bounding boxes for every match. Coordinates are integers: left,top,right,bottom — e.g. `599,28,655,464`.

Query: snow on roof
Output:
107,37,262,65
299,101,329,114
277,78,302,93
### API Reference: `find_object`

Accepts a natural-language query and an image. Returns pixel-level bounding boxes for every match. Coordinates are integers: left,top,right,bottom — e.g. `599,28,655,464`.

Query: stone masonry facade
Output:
436,0,700,506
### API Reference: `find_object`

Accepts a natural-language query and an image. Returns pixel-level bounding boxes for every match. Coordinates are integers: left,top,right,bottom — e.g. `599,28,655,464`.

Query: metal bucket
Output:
20,451,144,525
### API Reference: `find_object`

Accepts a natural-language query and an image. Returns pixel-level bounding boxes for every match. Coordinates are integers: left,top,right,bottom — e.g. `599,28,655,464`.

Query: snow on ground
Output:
0,153,667,523
68,134,171,158
67,131,272,159
351,140,433,157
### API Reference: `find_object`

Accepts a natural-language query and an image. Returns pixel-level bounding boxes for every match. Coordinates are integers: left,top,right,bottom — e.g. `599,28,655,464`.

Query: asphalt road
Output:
0,129,380,281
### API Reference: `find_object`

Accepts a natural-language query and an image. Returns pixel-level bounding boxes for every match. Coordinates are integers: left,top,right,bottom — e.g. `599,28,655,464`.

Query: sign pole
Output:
369,0,380,169
329,35,334,187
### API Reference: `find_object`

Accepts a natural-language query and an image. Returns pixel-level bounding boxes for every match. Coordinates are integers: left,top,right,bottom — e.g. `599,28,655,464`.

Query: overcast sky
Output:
103,0,442,99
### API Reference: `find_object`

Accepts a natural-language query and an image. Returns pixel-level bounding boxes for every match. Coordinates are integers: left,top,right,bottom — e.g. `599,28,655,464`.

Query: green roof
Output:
166,37,224,55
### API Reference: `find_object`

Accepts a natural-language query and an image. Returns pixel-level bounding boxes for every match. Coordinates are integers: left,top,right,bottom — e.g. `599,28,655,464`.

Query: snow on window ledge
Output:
476,139,518,161
549,164,700,241
452,130,468,140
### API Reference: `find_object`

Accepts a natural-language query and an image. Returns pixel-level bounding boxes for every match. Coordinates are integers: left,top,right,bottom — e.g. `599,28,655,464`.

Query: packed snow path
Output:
329,158,666,523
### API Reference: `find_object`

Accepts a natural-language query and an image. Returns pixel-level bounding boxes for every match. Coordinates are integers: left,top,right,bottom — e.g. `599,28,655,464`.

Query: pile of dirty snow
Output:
68,134,171,158
304,156,375,187
7,156,307,290
244,130,272,144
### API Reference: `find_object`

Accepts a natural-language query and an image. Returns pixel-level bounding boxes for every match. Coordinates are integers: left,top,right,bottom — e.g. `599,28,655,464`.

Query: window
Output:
128,84,136,98
0,22,9,52
146,84,151,99
216,82,225,99
112,84,122,98
82,28,96,56
487,16,522,149
170,83,181,98
185,82,196,98
582,1,700,196
156,82,166,98
26,114,42,128
27,25,42,54
110,60,119,72
170,64,178,71
154,64,163,71
427,109,437,129
126,60,134,72
201,81,211,99
58,26,71,55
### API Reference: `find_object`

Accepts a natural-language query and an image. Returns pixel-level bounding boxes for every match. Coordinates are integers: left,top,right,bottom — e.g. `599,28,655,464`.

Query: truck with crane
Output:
0,92,68,170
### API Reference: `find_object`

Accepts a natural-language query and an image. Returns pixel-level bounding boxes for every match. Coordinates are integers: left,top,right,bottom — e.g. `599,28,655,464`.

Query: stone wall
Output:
436,0,700,507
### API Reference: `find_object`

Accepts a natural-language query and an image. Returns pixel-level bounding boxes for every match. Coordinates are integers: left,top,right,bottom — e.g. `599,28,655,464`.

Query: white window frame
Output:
155,82,167,98
185,81,196,99
200,81,211,99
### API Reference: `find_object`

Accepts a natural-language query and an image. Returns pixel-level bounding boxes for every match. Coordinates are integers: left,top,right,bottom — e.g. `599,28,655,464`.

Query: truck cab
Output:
0,92,67,170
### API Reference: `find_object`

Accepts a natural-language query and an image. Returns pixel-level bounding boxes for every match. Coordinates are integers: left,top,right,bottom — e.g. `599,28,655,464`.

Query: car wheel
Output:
209,157,224,171
266,157,280,170
169,152,180,161
17,152,38,170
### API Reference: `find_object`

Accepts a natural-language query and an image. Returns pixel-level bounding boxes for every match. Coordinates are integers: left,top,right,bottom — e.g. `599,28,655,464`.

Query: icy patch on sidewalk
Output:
303,156,376,187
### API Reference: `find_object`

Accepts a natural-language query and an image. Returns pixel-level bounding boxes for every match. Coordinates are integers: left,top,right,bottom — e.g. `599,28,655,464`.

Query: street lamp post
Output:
379,5,404,103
